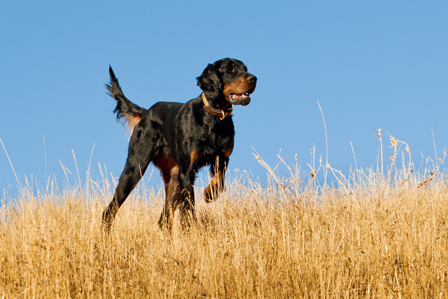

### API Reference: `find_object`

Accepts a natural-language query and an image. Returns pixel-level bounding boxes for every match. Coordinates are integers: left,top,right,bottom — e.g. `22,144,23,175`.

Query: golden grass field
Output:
1,135,448,298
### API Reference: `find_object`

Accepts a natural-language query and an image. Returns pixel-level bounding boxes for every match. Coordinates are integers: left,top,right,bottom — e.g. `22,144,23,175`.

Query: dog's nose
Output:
247,74,257,84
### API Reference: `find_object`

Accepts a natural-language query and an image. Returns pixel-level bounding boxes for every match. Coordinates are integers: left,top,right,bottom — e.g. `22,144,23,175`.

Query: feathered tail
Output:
106,66,146,135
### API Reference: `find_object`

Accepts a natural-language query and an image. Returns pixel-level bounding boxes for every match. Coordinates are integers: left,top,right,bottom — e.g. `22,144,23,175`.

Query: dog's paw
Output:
203,187,218,203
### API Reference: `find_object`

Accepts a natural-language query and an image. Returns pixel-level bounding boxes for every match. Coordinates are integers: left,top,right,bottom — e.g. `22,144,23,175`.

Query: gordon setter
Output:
102,58,257,231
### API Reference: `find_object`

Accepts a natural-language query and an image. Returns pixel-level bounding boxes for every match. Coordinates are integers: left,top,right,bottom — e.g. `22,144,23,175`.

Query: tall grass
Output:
1,134,448,298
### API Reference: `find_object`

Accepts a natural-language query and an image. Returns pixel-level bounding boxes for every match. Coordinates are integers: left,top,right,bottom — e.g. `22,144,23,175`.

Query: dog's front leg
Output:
204,156,228,203
204,169,225,203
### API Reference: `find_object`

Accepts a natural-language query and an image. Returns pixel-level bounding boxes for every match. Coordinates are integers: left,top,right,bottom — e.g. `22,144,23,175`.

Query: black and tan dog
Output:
102,58,257,231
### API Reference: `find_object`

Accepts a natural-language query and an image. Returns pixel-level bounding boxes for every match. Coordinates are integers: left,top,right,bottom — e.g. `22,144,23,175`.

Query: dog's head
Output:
197,58,257,106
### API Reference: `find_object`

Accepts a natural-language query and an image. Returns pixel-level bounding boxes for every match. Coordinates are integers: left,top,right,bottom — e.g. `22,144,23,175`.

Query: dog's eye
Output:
225,62,236,73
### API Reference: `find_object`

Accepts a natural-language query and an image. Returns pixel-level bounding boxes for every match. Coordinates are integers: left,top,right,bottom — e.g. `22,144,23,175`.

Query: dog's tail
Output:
107,66,146,136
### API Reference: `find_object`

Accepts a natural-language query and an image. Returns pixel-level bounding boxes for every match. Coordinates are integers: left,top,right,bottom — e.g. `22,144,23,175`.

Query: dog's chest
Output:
206,121,234,148
192,124,234,166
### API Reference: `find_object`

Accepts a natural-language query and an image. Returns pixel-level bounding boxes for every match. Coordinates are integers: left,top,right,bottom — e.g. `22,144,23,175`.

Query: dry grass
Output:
1,140,448,298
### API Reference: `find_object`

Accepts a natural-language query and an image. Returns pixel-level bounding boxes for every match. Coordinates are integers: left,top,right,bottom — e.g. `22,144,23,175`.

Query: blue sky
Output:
1,1,448,196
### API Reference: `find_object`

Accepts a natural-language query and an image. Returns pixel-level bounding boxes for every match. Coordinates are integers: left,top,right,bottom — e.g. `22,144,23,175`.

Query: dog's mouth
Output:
227,85,255,106
229,91,252,106
223,75,257,106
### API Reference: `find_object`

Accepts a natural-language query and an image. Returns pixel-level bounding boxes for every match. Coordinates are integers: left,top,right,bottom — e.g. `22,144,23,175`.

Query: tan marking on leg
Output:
204,169,224,203
190,150,199,166
223,148,232,158
164,183,169,197
163,165,180,232
170,165,179,176
153,154,177,184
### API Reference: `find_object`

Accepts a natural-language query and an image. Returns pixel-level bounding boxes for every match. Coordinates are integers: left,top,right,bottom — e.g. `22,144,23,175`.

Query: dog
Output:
102,58,257,231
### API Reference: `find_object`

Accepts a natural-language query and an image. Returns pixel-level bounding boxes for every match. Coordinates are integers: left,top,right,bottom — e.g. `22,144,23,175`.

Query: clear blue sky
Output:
1,1,448,196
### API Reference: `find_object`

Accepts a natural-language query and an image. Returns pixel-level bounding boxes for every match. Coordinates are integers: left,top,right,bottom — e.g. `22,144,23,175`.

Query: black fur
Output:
102,58,257,231
107,66,146,123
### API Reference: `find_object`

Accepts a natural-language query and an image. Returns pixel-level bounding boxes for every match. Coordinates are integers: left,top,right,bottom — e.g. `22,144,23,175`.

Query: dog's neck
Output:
202,93,233,121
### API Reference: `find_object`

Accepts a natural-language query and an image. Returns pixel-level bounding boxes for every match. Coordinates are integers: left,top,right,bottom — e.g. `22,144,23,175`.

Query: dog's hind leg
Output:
102,125,155,232
158,165,181,232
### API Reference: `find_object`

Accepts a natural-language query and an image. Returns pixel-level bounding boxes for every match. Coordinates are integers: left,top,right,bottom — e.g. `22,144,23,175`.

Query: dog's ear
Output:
197,64,222,98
